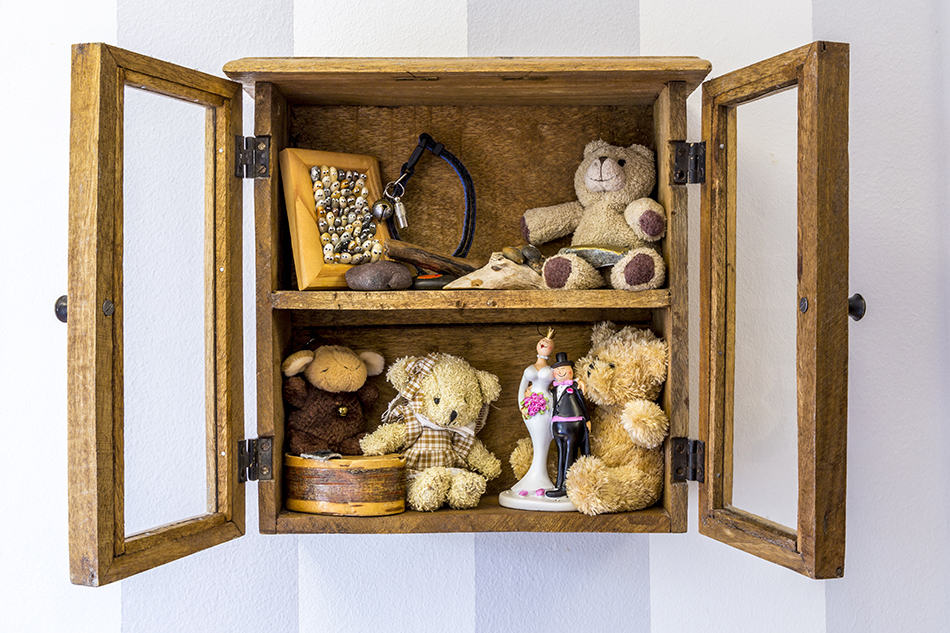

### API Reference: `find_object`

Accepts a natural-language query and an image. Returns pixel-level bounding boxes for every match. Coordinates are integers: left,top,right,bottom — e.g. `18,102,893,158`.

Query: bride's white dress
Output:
510,364,556,495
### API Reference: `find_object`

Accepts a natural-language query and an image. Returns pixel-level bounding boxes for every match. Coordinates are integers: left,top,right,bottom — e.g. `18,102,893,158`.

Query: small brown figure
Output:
546,352,591,497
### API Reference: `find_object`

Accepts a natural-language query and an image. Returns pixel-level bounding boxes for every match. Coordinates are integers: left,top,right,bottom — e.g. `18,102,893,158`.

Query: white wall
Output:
3,1,948,632
0,2,122,632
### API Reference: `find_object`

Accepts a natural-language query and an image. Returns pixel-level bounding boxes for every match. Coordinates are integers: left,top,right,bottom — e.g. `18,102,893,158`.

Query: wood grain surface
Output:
223,57,711,105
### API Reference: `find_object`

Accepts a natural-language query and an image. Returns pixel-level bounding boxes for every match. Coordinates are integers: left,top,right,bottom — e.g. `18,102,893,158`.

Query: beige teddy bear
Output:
520,139,667,291
360,353,503,511
510,322,669,515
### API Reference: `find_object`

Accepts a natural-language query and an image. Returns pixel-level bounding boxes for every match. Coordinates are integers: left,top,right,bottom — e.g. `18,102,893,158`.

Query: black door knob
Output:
55,295,67,323
848,293,866,321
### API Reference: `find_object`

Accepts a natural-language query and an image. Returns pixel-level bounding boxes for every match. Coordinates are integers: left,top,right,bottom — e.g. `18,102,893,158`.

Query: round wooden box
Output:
284,454,406,516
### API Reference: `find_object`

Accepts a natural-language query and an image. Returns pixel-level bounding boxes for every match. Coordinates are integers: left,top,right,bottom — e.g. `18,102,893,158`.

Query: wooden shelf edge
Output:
270,289,671,312
274,498,672,534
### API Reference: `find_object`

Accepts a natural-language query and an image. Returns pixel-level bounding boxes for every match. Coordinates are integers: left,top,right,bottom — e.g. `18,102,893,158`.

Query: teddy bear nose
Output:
450,410,458,422
598,156,608,164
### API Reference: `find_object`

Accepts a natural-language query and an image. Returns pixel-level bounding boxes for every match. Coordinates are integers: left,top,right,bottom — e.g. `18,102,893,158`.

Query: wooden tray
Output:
278,148,389,289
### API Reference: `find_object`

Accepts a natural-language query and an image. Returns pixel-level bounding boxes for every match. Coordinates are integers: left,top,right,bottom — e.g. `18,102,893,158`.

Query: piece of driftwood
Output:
444,252,544,290
383,239,477,277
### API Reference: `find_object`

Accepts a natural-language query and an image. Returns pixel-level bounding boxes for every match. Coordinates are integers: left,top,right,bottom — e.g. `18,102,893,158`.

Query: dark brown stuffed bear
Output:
281,345,385,455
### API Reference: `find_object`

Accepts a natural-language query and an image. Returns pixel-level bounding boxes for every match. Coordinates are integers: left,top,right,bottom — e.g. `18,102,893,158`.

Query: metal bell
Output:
371,198,394,221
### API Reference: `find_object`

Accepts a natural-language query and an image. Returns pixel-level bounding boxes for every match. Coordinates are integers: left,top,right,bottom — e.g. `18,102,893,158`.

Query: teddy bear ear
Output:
590,321,617,349
627,143,654,161
386,356,417,391
475,369,502,403
281,350,314,377
358,350,385,377
584,138,610,156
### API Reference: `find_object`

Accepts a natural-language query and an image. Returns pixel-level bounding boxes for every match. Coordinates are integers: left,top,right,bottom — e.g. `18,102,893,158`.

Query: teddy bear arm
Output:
465,439,502,481
358,422,408,456
282,376,310,408
521,200,584,245
356,382,379,409
621,399,670,449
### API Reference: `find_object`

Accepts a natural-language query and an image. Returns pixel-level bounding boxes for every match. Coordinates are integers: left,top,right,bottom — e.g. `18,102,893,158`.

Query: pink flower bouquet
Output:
520,392,548,419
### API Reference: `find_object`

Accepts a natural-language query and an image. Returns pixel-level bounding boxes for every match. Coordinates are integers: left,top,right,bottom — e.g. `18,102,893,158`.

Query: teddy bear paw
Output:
564,455,612,516
624,198,667,242
447,471,487,509
542,254,603,289
408,468,453,512
610,248,666,291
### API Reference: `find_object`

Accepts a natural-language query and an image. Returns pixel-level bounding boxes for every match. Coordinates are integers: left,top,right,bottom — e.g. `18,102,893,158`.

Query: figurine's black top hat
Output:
551,352,572,368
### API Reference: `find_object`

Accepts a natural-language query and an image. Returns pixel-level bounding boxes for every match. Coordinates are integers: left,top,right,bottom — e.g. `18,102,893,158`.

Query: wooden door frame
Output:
68,43,244,586
699,41,849,578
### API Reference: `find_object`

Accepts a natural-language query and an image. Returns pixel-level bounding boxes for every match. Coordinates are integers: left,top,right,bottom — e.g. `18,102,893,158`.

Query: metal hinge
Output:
670,437,705,482
235,135,271,178
238,437,274,483
671,141,705,184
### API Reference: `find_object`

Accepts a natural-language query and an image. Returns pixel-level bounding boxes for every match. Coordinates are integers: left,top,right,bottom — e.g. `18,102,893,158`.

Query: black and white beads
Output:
311,165,382,265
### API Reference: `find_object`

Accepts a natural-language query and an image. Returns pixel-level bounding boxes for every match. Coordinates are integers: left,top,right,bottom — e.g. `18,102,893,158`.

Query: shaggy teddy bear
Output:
510,322,669,515
360,353,502,511
282,345,385,456
520,139,667,291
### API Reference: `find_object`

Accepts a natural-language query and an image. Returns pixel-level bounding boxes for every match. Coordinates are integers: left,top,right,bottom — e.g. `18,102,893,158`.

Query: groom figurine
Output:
546,352,591,498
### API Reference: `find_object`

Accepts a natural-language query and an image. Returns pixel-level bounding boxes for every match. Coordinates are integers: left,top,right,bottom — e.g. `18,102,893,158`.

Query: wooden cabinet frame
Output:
65,41,851,586
67,43,245,586
698,42,849,578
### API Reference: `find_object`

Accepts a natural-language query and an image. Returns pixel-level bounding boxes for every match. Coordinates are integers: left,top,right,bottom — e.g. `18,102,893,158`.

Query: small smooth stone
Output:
348,241,359,253
355,196,365,206
333,253,342,263
346,196,356,206
329,167,337,181
333,218,342,227
345,261,413,291
316,203,326,213
330,190,341,199
361,239,372,251
320,233,331,245
325,211,335,223
331,199,340,210
339,252,352,264
346,170,354,180
310,166,320,181
351,222,362,235
502,246,525,264
331,234,340,245
321,176,331,188
323,243,334,259
318,219,328,232
347,212,357,223
321,166,330,178
362,212,372,223
360,187,369,197
331,181,341,192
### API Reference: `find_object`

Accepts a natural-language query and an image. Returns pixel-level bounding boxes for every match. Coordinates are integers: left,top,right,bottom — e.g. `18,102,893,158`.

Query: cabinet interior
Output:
248,68,692,534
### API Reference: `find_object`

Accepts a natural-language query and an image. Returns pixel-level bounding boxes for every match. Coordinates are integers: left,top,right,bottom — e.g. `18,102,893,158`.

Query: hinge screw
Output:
260,438,271,450
257,141,266,151
103,299,115,316
799,297,808,313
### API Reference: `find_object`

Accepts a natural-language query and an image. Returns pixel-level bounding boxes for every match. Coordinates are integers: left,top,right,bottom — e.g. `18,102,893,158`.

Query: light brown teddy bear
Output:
510,322,669,515
520,139,667,291
360,353,503,511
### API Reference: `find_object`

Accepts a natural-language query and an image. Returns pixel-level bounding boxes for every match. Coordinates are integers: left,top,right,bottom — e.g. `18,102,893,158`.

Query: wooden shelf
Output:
270,289,670,325
273,498,671,534
272,289,670,310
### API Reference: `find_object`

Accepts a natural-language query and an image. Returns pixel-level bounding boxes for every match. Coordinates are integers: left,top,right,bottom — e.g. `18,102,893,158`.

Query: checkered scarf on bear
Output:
381,353,489,472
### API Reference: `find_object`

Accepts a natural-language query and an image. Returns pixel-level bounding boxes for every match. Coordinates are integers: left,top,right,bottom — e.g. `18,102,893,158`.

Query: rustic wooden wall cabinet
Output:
65,41,852,586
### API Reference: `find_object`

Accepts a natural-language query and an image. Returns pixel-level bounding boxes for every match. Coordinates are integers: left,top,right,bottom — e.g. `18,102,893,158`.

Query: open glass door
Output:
699,41,850,578
67,43,244,586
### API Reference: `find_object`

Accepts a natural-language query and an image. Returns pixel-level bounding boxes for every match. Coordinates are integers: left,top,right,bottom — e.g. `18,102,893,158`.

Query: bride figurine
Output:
498,328,576,511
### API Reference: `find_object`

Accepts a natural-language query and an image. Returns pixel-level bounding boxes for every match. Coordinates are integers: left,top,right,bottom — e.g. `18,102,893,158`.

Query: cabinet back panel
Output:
285,104,655,273
285,320,653,495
